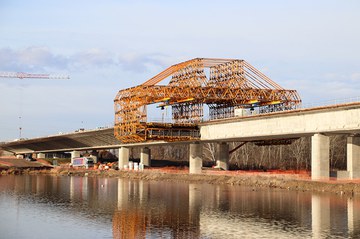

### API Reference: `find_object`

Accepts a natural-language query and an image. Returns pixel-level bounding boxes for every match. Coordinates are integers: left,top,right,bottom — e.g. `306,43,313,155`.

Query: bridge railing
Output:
145,96,360,123
202,96,360,122
300,96,360,109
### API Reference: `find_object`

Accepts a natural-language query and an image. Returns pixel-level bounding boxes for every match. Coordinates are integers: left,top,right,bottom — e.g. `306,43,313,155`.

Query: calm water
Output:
0,175,359,239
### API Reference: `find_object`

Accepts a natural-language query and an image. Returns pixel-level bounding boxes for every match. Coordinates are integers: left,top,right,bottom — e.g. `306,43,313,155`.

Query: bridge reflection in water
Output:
110,178,360,238
1,175,359,238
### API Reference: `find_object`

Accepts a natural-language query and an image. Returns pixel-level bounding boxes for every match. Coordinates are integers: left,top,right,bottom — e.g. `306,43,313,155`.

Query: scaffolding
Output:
114,58,301,143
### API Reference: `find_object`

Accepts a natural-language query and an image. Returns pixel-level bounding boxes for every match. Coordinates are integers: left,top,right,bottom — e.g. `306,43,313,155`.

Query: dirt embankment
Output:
1,157,359,195
1,165,358,196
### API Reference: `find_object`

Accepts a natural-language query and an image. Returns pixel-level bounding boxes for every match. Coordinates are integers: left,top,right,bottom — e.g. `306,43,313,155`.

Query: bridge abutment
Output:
189,142,202,174
311,134,330,180
140,147,151,167
118,147,129,170
347,136,360,179
216,142,229,170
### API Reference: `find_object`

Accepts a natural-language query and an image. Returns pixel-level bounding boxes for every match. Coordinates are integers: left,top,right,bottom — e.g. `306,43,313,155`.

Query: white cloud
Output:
0,46,67,72
351,73,360,81
70,48,116,69
117,53,171,73
0,47,171,75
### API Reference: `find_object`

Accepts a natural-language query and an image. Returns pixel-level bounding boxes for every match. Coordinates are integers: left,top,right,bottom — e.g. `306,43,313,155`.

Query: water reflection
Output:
0,175,359,238
114,179,199,238
348,198,360,236
312,194,330,238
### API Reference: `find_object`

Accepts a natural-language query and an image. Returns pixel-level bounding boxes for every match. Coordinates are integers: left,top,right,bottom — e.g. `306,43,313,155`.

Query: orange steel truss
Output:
114,58,301,143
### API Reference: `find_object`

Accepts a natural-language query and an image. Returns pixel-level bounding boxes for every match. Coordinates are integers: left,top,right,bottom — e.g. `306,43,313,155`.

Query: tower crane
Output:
0,71,70,139
0,72,70,79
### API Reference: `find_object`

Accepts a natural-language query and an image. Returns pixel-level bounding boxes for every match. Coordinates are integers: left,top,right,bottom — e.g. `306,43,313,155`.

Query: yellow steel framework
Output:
114,58,301,143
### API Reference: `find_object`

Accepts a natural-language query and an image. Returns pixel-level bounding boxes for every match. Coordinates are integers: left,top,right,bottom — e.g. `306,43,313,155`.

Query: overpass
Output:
199,102,360,179
1,102,360,180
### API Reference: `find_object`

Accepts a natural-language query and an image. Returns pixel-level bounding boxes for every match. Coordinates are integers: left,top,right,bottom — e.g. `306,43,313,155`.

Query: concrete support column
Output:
311,194,330,238
118,147,129,170
37,153,45,159
347,136,360,179
189,142,202,174
216,142,229,170
140,147,151,167
311,134,330,180
70,151,81,165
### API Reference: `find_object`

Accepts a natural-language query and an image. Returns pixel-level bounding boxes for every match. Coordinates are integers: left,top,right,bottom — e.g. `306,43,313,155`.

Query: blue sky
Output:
0,0,359,141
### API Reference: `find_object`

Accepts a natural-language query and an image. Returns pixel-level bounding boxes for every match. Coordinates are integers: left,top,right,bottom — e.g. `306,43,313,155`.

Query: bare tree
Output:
330,135,346,170
288,137,310,170
229,142,252,169
203,143,216,162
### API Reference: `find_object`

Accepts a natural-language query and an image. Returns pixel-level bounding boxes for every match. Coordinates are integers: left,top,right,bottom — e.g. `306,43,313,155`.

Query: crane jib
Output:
0,72,70,79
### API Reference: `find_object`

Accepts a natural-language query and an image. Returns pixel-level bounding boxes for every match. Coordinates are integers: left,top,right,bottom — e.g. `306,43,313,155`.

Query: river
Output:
0,175,359,238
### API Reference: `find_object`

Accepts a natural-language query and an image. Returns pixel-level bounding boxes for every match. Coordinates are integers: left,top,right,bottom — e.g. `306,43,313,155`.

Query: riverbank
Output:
1,157,360,195
0,157,52,172
2,164,360,196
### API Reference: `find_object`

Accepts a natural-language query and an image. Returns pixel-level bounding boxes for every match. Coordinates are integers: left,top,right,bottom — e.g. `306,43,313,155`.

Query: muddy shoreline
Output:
2,166,360,196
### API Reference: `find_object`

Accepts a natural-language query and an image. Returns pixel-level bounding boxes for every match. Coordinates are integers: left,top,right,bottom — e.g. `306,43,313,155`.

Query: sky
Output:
0,0,359,141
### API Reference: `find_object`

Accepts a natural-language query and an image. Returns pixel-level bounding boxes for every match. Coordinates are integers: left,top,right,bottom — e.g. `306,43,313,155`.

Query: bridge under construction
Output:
2,58,360,181
114,58,301,143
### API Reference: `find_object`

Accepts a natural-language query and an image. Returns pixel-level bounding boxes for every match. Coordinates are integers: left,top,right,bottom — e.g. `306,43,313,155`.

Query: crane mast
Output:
0,72,70,79
1,71,70,139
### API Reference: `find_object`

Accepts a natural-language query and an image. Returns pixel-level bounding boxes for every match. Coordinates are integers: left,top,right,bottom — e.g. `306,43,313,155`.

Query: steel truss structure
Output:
114,58,301,143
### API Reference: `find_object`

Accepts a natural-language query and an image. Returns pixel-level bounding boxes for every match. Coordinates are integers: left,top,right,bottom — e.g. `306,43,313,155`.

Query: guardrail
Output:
148,96,360,123
300,96,360,109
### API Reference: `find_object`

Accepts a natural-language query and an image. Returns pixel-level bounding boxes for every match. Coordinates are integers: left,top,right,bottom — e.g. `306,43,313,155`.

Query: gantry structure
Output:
114,58,301,143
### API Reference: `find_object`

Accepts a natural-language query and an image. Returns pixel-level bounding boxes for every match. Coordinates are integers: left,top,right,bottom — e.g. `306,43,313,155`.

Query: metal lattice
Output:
114,58,301,143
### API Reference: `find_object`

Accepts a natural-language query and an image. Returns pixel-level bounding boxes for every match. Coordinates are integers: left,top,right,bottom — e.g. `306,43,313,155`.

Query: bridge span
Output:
199,102,360,179
1,102,360,180
201,102,360,141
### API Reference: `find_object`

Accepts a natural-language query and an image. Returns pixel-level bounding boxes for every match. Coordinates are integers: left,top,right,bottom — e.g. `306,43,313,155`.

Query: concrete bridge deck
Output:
2,102,360,153
200,102,360,141
1,102,360,180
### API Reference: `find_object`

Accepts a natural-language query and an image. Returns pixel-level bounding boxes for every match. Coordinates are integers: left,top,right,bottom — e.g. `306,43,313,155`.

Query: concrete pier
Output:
311,134,330,180
118,147,129,169
347,136,360,179
216,142,229,170
189,142,202,174
140,147,151,167
70,151,81,165
36,153,45,159
71,151,80,158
